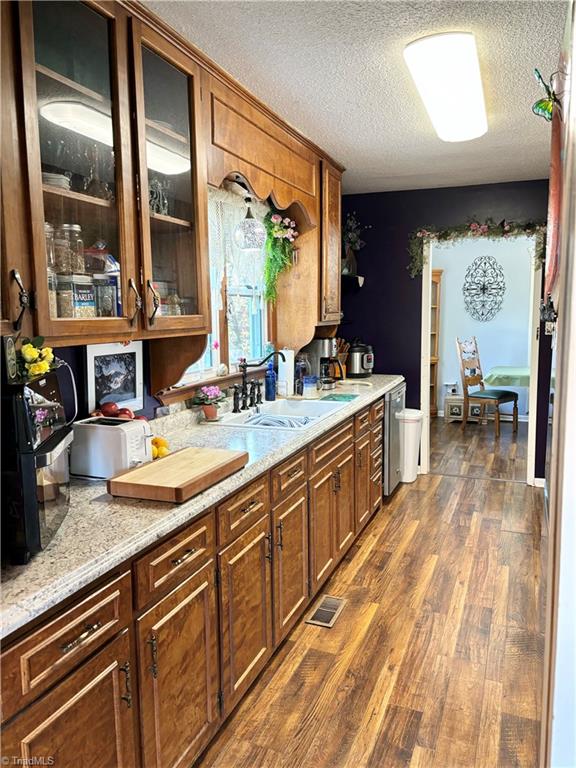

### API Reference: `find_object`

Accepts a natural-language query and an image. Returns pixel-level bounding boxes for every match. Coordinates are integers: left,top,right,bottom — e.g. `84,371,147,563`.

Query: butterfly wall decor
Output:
532,68,562,121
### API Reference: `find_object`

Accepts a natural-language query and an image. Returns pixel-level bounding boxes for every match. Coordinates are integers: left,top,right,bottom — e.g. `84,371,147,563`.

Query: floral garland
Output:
263,210,299,302
407,218,547,277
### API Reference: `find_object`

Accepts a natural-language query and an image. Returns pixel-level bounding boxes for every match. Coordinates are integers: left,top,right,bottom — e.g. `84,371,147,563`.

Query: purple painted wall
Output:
341,178,551,476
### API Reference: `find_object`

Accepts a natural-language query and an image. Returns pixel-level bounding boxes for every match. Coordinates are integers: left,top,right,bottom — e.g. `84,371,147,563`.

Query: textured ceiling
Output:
145,0,567,193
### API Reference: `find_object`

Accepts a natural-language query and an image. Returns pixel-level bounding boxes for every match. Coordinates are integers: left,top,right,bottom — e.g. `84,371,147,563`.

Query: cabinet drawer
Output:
218,474,270,545
371,421,383,451
271,451,307,502
370,398,385,426
309,419,354,474
354,408,371,437
1,572,131,723
134,512,216,609
371,444,383,476
371,469,383,513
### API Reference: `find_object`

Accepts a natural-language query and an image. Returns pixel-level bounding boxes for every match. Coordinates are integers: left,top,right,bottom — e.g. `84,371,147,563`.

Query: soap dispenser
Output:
265,361,277,401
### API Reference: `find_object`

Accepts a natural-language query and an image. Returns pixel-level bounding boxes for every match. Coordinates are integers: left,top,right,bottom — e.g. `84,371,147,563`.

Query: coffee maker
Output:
1,341,76,564
300,338,344,382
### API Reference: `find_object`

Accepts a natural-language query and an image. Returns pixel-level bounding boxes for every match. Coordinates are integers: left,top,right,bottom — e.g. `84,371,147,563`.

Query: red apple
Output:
134,415,148,421
100,402,119,417
117,407,134,419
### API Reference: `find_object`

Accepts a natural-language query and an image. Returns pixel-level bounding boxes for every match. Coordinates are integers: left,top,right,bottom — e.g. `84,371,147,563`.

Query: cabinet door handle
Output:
147,634,159,679
265,532,273,561
171,547,197,567
11,269,31,331
128,278,142,326
60,621,102,654
276,520,284,550
119,661,132,708
147,280,160,324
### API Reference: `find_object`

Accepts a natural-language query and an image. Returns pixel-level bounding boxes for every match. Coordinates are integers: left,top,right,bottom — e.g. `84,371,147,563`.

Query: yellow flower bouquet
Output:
16,337,59,381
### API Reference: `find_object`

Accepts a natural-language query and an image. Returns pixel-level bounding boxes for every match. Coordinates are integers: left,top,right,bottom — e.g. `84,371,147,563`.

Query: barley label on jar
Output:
71,275,96,318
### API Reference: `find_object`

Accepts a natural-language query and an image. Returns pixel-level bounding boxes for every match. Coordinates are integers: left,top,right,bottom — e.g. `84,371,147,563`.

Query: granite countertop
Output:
1,374,404,641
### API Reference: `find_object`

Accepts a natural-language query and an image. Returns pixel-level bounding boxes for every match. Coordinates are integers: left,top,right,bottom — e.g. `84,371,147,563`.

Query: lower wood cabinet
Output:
355,432,372,534
136,560,220,768
334,446,355,561
218,514,273,715
272,484,309,644
2,630,138,767
309,462,337,593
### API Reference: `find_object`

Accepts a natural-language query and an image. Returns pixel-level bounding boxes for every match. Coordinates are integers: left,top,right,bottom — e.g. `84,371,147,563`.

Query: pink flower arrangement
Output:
191,385,226,407
269,213,299,243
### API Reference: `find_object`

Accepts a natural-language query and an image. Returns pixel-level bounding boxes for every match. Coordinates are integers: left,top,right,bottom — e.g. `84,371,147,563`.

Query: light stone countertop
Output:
1,374,404,641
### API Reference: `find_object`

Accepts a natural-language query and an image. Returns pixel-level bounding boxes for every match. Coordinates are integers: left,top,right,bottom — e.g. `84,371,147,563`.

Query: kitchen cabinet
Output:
272,485,309,643
355,431,372,534
309,462,337,593
136,559,220,768
319,160,343,324
218,514,273,715
333,446,355,560
131,20,210,335
18,1,139,342
11,1,210,346
2,630,138,767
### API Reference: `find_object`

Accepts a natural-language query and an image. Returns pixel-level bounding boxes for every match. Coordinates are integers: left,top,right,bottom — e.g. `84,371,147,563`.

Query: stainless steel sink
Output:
212,398,349,430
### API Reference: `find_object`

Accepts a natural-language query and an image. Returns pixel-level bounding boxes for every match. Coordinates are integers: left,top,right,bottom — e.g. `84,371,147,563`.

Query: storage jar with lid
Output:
54,224,84,274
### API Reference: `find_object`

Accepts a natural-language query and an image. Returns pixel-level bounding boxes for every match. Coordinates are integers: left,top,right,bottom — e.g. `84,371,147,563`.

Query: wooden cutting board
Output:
107,446,249,503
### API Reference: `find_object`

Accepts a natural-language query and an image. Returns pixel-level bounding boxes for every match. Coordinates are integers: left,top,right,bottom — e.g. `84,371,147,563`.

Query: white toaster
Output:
70,416,153,479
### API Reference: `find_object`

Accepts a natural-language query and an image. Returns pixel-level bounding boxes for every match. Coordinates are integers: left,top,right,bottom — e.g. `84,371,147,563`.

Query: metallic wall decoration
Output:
462,254,506,322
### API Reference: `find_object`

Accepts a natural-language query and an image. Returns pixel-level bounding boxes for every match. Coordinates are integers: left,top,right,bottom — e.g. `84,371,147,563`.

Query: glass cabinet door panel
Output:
139,43,199,321
20,0,135,335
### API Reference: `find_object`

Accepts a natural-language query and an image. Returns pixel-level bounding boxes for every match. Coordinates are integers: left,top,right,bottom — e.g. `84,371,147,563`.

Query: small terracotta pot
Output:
202,404,219,421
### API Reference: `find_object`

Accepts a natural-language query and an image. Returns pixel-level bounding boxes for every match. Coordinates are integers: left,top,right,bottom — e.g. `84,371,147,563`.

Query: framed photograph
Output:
86,341,144,412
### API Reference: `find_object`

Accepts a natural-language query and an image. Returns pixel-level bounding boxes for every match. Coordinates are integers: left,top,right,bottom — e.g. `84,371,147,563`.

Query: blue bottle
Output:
265,361,277,401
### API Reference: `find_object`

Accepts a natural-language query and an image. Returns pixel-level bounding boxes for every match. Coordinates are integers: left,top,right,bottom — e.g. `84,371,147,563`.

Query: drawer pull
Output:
276,520,284,550
60,621,103,654
240,499,258,515
120,661,132,708
148,634,159,679
171,547,197,567
287,467,301,479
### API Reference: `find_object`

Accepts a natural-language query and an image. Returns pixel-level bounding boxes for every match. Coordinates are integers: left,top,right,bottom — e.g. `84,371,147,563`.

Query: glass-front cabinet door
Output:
132,21,210,333
19,1,138,339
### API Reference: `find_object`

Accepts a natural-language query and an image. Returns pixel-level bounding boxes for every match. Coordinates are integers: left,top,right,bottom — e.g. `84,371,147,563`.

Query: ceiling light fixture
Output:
40,101,191,175
233,196,266,250
403,32,487,142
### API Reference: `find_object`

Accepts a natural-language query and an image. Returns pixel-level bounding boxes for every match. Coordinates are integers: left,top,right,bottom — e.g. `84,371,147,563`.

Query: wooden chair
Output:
456,337,518,438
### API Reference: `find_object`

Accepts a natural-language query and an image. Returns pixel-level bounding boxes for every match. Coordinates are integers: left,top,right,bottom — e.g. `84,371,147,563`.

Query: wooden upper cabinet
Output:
2,630,138,767
205,73,319,216
131,20,210,335
17,1,139,341
136,559,220,768
320,161,342,323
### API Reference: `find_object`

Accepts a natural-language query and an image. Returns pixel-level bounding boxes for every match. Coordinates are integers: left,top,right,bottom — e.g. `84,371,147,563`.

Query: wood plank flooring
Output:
430,418,528,482
197,468,546,768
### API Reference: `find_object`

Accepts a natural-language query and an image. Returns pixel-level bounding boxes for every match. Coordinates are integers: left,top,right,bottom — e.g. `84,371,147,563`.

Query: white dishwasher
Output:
383,382,406,496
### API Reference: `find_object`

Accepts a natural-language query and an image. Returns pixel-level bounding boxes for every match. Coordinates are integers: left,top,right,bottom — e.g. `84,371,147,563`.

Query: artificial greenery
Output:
263,209,299,302
407,218,547,277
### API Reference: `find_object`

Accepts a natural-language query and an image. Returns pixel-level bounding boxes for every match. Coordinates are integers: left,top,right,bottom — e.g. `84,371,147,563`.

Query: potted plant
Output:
191,385,227,421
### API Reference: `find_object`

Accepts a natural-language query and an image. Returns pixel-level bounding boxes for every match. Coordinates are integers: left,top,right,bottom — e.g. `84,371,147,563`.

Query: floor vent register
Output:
305,595,347,628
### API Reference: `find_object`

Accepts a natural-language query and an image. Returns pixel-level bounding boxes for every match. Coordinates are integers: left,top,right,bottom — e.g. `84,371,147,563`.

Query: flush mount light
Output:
404,32,487,142
233,197,266,250
40,101,191,175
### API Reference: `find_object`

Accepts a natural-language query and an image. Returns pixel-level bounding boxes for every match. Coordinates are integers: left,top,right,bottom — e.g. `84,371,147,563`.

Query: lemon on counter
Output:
152,436,169,449
157,446,171,458
151,445,159,460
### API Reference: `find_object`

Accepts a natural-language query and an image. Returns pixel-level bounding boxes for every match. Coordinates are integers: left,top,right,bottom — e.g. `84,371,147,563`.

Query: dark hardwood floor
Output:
430,417,528,483
197,468,546,768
